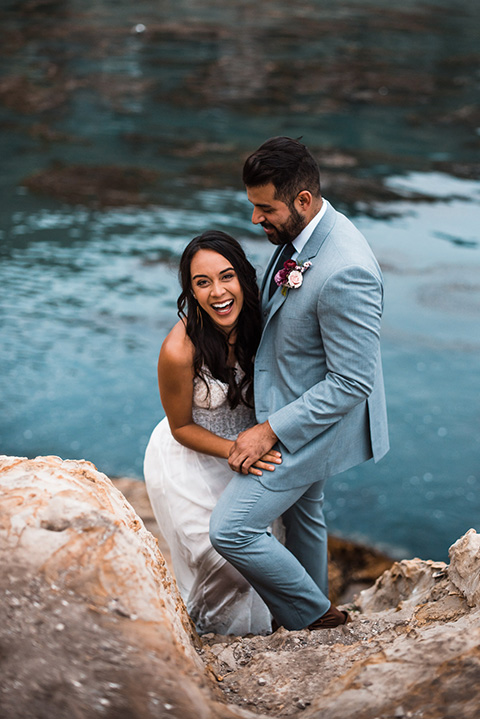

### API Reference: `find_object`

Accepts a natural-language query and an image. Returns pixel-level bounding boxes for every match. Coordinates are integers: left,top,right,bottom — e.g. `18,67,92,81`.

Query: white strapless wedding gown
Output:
144,367,272,636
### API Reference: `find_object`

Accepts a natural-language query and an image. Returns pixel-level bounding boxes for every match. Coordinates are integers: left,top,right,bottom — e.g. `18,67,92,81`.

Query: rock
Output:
448,529,480,608
356,556,450,615
21,164,160,208
326,534,394,604
0,75,69,114
3,455,480,719
0,455,237,719
112,476,170,563
114,476,480,717
202,543,480,718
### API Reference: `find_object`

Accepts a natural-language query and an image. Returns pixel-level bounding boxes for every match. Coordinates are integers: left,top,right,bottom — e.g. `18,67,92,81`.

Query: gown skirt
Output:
144,416,273,636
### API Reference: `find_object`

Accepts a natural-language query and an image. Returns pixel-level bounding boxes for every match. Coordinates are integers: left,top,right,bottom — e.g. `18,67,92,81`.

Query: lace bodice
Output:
192,366,255,440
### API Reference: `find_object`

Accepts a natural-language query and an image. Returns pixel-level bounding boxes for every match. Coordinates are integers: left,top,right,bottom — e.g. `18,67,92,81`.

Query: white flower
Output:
287,270,303,288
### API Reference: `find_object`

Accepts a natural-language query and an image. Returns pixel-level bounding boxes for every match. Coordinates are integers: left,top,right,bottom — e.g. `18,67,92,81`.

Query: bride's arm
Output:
158,324,280,474
158,328,233,459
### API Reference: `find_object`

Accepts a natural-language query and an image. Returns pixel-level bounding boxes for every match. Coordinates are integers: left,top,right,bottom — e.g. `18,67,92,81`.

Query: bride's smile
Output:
190,248,244,332
211,298,234,315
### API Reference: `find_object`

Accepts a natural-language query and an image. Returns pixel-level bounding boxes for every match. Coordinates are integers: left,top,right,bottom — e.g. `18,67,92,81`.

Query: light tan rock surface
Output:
0,455,240,719
202,546,479,718
447,529,480,608
2,455,480,719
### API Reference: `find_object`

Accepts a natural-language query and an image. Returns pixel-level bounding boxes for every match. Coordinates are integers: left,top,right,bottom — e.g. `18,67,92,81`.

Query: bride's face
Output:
190,249,244,333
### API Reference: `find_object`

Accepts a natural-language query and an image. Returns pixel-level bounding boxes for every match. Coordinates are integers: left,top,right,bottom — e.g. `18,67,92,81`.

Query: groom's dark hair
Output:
242,136,321,207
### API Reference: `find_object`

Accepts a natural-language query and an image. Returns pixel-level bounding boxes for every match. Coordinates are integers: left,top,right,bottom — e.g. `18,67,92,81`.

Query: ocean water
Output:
0,0,479,561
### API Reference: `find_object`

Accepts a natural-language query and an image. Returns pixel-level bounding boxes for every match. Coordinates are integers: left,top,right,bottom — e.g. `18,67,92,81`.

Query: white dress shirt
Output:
291,198,329,260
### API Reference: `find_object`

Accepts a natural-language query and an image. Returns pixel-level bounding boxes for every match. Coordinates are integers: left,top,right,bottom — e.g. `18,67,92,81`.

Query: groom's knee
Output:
209,509,233,555
209,508,249,556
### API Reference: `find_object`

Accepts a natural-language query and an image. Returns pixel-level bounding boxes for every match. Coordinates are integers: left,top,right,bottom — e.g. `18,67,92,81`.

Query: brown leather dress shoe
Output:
307,605,350,630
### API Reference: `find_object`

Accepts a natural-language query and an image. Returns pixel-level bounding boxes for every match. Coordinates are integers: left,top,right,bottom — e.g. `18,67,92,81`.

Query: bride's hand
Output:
248,449,282,477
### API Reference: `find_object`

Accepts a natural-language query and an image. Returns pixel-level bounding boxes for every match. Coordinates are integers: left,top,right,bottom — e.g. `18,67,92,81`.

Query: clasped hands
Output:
228,421,281,476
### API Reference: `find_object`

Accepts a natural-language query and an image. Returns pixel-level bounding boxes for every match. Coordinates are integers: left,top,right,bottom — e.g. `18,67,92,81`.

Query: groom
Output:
210,137,389,631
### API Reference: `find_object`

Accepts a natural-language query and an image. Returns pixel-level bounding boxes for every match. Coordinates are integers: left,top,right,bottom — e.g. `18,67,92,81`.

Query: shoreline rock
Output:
202,535,479,717
0,455,221,719
21,164,160,208
2,455,480,719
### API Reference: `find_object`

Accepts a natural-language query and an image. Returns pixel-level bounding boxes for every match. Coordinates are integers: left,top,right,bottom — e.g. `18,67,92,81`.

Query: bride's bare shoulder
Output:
159,320,194,370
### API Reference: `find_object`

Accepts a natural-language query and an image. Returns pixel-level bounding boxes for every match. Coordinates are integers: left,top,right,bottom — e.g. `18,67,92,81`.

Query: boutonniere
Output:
275,259,312,295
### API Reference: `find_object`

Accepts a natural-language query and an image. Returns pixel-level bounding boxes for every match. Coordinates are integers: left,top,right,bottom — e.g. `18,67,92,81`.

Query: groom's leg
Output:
282,480,329,596
209,474,330,630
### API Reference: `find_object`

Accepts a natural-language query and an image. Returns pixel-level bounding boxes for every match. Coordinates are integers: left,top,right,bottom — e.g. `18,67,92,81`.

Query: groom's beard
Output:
262,206,306,246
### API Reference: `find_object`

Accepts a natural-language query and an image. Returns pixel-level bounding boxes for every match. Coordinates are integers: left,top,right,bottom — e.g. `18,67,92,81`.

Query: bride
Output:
144,230,281,635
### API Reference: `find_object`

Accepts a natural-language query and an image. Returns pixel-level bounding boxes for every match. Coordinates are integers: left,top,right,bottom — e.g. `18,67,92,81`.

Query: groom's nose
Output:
251,206,265,225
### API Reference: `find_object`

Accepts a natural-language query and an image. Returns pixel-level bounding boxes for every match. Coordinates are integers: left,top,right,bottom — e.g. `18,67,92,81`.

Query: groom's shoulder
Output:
323,209,377,265
327,205,363,240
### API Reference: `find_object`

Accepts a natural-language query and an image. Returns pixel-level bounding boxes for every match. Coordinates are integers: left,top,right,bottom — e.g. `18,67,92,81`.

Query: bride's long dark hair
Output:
177,230,262,409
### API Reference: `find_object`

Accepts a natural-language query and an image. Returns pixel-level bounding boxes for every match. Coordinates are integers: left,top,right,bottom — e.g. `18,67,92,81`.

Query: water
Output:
1,0,479,561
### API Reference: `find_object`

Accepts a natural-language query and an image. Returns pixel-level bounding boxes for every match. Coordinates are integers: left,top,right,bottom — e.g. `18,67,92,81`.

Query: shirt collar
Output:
292,199,329,257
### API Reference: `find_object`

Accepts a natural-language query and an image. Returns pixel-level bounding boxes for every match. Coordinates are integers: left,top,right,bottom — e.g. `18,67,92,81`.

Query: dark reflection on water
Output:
0,0,479,561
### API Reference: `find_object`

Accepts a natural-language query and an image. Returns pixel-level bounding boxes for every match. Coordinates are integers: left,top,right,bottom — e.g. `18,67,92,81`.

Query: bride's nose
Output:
210,280,225,297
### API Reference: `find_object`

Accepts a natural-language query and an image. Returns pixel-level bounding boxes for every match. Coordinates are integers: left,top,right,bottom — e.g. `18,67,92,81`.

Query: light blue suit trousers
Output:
210,473,330,629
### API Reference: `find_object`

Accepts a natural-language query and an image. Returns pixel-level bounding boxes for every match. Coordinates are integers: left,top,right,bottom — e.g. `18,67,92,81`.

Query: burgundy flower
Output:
274,268,288,285
274,259,313,291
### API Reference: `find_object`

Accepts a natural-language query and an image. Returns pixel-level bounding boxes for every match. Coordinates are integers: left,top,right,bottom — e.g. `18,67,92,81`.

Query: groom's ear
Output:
295,190,313,213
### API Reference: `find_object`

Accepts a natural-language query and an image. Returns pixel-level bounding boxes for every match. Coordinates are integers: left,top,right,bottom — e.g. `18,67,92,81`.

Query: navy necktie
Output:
268,242,295,299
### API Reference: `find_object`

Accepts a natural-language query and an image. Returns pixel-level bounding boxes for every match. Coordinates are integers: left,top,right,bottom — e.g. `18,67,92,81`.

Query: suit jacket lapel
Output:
260,244,284,303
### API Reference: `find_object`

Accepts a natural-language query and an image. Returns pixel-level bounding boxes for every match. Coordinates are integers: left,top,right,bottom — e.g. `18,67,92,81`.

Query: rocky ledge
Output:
1,455,479,719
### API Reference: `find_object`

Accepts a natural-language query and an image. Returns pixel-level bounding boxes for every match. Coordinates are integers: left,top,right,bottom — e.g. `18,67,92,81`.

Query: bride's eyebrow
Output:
192,266,235,280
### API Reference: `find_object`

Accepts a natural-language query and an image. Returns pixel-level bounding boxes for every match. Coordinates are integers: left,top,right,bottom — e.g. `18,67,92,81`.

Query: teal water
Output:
0,0,479,561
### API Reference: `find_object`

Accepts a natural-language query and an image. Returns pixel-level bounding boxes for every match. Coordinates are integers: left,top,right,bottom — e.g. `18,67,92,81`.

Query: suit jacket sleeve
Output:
267,264,384,454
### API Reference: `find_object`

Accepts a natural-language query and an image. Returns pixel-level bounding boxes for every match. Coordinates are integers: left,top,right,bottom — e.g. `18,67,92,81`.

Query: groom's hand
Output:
228,421,279,475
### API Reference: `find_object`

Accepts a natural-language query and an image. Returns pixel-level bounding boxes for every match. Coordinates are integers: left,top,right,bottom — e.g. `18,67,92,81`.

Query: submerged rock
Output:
21,164,159,208
2,455,480,719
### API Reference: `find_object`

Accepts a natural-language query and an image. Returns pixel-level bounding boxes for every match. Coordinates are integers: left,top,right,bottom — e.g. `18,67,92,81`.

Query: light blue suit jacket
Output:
254,202,389,490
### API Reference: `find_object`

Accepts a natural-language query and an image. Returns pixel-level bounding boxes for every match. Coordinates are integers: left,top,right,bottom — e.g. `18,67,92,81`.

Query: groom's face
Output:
246,182,306,246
